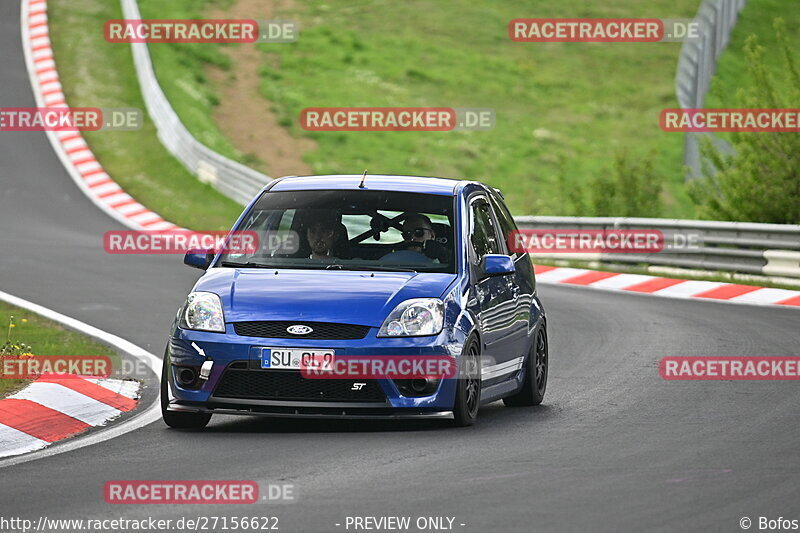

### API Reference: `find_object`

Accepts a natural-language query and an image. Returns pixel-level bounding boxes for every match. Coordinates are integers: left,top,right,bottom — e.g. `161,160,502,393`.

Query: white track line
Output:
728,288,800,305
85,378,142,399
10,382,123,427
0,424,48,458
535,268,589,283
589,273,652,289
651,280,724,298
536,267,800,310
0,289,162,469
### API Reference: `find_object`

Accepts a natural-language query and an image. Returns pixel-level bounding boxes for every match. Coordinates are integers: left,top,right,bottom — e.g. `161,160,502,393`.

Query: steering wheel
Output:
391,240,448,262
392,240,421,252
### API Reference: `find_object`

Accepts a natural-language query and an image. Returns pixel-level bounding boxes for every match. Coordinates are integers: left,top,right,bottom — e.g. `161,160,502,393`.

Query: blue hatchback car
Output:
161,175,548,428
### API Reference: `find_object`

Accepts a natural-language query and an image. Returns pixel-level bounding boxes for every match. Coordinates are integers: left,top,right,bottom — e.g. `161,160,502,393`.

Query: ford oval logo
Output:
287,324,313,335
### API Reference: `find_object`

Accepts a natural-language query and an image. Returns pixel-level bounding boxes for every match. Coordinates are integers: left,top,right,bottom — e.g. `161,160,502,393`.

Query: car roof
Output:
268,174,468,196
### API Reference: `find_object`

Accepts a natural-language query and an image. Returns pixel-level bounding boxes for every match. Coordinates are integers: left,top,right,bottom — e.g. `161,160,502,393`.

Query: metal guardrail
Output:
514,216,800,279
676,0,747,179
121,0,270,205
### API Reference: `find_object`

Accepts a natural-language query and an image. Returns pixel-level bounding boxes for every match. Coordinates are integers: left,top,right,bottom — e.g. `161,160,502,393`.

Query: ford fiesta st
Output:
161,174,548,428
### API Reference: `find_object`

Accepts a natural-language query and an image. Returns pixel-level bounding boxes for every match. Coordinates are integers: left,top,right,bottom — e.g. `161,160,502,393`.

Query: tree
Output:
689,19,800,224
559,150,663,217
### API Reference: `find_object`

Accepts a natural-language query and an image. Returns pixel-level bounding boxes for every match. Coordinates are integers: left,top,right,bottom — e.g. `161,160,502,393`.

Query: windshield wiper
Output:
220,261,417,273
218,261,272,268
344,265,418,273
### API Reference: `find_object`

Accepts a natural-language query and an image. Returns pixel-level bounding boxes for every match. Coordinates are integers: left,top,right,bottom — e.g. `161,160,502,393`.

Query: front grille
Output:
233,321,370,340
213,367,385,402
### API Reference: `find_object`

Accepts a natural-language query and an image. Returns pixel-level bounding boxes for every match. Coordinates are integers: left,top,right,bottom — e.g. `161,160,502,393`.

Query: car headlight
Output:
180,292,225,333
378,298,444,337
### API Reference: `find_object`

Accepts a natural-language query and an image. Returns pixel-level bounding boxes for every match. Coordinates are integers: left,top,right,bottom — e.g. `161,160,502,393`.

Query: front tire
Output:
503,325,548,407
452,335,481,427
160,352,211,430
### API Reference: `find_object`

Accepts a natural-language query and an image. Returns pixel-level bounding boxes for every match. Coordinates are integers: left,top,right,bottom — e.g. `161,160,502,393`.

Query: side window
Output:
470,198,501,263
488,193,518,256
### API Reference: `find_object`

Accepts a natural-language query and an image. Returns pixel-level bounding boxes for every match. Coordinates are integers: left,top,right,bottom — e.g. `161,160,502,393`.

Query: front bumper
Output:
165,323,468,417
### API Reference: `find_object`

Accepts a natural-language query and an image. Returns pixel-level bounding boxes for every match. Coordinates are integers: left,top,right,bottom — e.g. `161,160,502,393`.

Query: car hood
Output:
194,268,457,326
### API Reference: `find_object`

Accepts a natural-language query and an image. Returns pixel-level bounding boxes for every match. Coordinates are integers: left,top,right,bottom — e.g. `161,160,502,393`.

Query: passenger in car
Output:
401,213,436,253
380,213,446,264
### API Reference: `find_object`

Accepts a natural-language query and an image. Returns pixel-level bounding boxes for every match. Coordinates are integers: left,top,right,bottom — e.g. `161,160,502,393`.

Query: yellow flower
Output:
9,324,15,329
21,319,28,323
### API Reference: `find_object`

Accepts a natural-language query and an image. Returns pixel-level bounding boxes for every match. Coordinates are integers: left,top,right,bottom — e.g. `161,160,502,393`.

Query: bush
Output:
689,19,800,224
559,150,664,217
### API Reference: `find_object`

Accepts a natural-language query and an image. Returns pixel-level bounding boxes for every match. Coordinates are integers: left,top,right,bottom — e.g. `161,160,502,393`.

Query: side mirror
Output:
184,249,214,270
479,254,515,279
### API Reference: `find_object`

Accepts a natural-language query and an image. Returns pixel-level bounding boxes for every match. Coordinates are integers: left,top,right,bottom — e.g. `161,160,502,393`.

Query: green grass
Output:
250,0,700,217
48,0,710,222
124,0,702,218
705,0,800,113
51,0,794,224
0,303,111,399
48,0,245,230
136,0,248,163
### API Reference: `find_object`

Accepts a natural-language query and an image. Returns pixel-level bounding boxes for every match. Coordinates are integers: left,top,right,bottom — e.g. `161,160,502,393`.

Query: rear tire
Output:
160,352,211,430
503,326,548,407
452,335,481,427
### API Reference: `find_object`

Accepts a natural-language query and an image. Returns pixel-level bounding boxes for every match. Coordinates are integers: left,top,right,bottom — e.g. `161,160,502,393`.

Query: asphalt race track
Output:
1,2,799,531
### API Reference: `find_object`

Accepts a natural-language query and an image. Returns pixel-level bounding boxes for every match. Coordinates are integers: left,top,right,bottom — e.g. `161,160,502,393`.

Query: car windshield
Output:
217,189,456,273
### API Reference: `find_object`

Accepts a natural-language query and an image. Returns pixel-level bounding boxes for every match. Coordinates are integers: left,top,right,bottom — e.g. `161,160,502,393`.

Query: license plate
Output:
260,348,335,370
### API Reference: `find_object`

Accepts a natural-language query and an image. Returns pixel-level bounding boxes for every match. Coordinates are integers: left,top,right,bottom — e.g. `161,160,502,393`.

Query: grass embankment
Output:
55,1,798,222
135,0,246,163
0,302,111,399
48,0,245,230
44,0,799,287
248,0,701,217
84,0,702,219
